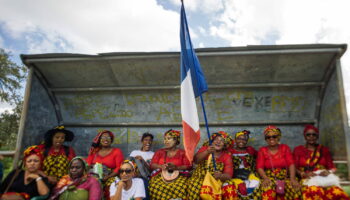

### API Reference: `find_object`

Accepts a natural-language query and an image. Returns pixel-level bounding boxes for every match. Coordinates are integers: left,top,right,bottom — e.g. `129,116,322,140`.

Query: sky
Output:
1,0,350,118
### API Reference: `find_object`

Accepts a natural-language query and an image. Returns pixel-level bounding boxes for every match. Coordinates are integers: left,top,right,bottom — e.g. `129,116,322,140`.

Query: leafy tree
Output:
0,49,26,179
0,48,27,105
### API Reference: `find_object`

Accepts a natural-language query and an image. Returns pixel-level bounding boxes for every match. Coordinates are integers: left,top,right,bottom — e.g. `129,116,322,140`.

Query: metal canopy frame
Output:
12,44,349,177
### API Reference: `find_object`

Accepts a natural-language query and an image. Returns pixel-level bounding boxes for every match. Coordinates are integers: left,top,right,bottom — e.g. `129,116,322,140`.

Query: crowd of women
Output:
0,124,349,200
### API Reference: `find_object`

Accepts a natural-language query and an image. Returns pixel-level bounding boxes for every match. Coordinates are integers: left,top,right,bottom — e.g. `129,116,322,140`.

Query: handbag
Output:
275,180,286,195
268,147,285,195
233,168,251,180
200,154,223,200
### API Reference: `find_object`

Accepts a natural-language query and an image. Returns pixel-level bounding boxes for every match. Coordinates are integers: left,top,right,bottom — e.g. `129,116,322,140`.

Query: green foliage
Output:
0,48,26,179
0,48,27,105
0,104,22,150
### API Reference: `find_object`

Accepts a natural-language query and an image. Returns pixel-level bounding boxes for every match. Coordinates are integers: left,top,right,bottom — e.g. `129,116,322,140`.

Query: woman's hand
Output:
319,170,330,177
206,145,215,154
261,177,272,188
165,163,177,171
213,171,223,180
117,180,126,189
26,173,40,182
290,178,301,190
303,171,317,179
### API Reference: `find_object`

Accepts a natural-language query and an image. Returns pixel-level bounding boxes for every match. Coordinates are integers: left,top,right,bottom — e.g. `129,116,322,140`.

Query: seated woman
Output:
0,145,50,200
187,131,237,200
129,132,154,200
86,130,124,199
256,125,301,200
50,157,102,200
109,160,146,200
293,124,350,200
229,130,259,199
129,132,154,178
149,129,191,200
38,126,76,185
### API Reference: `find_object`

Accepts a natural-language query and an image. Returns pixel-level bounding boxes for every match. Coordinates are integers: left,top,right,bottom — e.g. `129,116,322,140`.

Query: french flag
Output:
180,2,208,163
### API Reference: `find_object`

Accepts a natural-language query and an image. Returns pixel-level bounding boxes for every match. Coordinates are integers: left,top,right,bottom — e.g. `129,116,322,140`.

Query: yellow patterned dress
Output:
40,144,76,180
149,148,191,200
187,146,238,200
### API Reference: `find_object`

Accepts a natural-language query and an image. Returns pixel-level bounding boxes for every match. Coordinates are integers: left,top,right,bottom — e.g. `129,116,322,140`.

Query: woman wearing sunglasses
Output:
110,160,145,200
256,125,301,199
293,124,350,199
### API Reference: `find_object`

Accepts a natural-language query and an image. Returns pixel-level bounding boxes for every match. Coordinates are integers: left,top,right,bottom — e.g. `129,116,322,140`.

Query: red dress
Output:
150,148,191,169
293,145,335,171
257,144,294,170
149,148,191,200
293,145,349,200
256,144,300,200
197,146,233,177
87,148,124,173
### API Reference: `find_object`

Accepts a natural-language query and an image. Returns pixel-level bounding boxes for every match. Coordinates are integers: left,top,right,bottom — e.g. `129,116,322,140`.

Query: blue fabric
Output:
0,162,3,184
180,2,208,97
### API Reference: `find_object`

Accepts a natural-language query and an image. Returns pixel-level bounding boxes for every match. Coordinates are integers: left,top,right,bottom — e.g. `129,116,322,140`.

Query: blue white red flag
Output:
180,1,208,163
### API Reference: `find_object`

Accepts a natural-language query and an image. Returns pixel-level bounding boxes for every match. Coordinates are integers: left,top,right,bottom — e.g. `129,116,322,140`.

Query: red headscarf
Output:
303,124,319,137
89,130,115,154
23,145,44,167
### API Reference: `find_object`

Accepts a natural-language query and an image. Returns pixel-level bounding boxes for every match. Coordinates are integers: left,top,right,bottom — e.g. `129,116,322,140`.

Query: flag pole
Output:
199,94,217,170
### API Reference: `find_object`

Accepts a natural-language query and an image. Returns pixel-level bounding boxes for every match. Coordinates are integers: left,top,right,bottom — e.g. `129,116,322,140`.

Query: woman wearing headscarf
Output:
187,131,237,200
256,125,301,200
38,126,76,184
228,130,260,199
50,157,102,200
0,145,50,200
148,129,191,200
293,124,350,200
109,160,146,200
86,130,124,200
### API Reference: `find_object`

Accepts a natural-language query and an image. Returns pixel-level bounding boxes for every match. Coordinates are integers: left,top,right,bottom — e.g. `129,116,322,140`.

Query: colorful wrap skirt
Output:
43,154,69,180
187,160,238,200
257,168,301,200
231,152,260,199
298,167,350,200
149,169,189,200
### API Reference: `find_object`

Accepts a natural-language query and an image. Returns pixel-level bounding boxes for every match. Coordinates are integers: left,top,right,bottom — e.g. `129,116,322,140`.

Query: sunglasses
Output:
265,135,279,140
306,133,318,137
119,169,133,174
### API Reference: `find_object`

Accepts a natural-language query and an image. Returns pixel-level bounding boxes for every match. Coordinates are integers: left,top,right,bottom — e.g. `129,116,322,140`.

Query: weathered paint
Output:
16,44,348,169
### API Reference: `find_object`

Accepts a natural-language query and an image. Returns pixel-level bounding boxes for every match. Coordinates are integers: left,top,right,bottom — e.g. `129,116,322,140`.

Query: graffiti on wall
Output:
58,89,313,123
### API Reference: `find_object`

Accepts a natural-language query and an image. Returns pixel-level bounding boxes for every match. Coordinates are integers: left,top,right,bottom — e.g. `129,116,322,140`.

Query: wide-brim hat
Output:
45,126,74,142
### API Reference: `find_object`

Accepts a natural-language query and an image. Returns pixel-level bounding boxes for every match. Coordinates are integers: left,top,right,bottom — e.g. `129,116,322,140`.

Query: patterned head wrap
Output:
203,131,234,148
23,145,44,167
89,130,115,154
121,159,138,172
235,130,251,141
264,125,281,136
164,129,181,145
303,124,319,137
68,156,88,173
